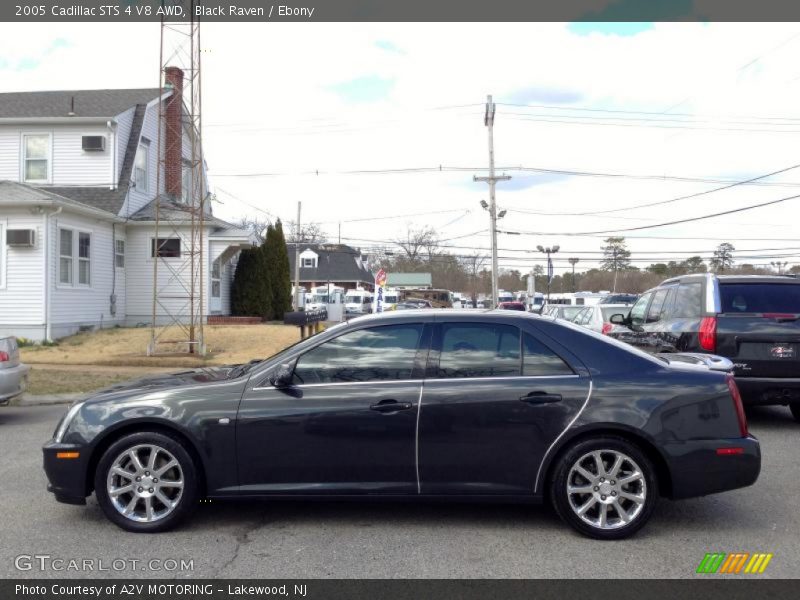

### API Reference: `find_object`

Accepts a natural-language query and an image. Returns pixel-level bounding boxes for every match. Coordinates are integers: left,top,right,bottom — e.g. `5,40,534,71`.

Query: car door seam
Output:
415,382,424,494
533,379,593,495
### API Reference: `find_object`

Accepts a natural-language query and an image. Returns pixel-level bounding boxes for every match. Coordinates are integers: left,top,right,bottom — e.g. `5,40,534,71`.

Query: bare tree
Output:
285,221,328,244
393,226,439,263
460,252,489,303
234,216,271,245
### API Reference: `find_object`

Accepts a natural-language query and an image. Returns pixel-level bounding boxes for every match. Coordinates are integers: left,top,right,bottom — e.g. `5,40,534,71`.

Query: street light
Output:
480,200,507,305
536,245,560,304
771,261,788,274
568,257,580,292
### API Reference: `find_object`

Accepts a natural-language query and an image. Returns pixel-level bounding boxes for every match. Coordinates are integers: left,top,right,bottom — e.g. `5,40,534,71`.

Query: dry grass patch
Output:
22,324,301,368
26,369,134,395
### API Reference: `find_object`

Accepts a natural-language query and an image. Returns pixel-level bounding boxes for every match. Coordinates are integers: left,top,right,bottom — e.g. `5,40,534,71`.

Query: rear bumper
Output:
734,376,800,405
42,439,89,505
0,363,30,402
663,435,760,500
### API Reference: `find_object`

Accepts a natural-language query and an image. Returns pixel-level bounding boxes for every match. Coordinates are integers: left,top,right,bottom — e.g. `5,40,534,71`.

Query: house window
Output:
302,257,316,268
211,259,221,298
78,232,91,285
181,163,192,204
23,134,50,183
151,238,181,258
134,143,149,192
115,239,125,268
58,229,73,285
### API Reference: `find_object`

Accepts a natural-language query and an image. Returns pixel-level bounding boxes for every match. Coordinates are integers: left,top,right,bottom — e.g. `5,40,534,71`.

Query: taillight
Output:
698,316,717,352
0,351,8,362
726,374,748,437
601,323,613,335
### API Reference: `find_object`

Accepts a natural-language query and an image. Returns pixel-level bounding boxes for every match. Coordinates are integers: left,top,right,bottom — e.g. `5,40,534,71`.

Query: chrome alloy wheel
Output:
566,449,647,530
106,444,184,523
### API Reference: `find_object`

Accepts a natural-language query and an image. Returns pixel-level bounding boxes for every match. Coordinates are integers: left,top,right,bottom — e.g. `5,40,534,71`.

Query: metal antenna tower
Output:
148,1,206,356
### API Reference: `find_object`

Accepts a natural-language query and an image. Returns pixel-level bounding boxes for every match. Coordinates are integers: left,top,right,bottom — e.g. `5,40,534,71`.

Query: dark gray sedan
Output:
0,337,29,404
43,311,759,540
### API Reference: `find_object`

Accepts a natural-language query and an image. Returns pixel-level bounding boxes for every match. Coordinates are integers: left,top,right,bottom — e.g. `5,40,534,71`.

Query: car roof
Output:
348,308,546,324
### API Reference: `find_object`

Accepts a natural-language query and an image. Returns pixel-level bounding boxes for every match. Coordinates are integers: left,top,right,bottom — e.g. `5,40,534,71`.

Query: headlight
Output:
53,402,84,443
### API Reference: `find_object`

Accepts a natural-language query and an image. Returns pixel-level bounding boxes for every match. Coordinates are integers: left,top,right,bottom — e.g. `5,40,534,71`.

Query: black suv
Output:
607,273,800,420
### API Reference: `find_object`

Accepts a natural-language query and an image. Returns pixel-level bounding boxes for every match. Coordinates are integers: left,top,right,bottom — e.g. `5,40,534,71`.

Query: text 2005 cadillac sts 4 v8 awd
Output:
43,310,759,540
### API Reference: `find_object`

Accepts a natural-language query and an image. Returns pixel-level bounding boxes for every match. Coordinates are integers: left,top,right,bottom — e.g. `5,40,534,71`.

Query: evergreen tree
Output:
269,219,293,318
259,225,275,320
231,248,267,317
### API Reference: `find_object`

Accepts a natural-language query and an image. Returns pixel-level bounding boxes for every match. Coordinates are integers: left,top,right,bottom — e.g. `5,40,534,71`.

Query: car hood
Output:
82,366,238,403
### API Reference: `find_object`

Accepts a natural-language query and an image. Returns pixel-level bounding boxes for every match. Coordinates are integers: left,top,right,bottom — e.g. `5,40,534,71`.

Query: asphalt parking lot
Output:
1,403,797,579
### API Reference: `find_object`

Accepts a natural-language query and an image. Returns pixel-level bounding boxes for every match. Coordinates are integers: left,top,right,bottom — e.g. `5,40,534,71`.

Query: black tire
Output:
94,431,199,533
790,403,800,423
549,436,658,540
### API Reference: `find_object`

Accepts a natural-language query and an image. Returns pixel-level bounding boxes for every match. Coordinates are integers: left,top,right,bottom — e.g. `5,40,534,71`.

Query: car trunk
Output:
716,282,800,378
0,337,20,370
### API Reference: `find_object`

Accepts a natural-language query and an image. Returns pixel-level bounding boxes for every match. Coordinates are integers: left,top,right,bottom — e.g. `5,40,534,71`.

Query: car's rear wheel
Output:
94,431,199,532
790,403,800,423
549,436,658,540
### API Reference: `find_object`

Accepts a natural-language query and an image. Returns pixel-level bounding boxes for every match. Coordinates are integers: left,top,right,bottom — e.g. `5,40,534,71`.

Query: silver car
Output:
571,304,633,335
0,337,30,404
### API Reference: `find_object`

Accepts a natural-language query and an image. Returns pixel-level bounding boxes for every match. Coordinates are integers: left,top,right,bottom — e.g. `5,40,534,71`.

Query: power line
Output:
503,191,800,236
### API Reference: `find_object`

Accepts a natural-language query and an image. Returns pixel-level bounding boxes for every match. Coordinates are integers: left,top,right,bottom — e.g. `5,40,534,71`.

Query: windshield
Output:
720,283,800,314
311,294,329,303
345,295,361,303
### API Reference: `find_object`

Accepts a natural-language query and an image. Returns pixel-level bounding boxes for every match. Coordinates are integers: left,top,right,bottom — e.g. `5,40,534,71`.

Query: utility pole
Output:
612,248,619,292
537,245,560,305
474,95,510,307
293,201,302,310
568,257,580,292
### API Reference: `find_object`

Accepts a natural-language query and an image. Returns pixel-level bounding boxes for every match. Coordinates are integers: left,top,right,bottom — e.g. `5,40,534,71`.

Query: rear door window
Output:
438,323,520,378
670,282,703,318
523,333,574,376
720,283,800,314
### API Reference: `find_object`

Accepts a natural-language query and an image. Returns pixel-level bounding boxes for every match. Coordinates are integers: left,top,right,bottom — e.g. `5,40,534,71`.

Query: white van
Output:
345,289,374,315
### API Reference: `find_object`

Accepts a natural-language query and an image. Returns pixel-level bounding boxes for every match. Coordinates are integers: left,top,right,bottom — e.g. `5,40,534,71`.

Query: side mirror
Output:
609,313,626,325
269,363,294,388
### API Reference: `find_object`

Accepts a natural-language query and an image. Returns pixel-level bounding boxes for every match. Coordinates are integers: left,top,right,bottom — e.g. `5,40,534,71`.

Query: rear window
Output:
720,283,800,314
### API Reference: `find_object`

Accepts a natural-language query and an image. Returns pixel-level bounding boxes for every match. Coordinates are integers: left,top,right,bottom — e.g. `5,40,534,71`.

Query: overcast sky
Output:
3,21,800,273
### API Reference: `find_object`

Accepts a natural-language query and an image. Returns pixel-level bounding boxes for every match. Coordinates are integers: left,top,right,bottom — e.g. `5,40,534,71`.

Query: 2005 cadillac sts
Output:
43,310,760,539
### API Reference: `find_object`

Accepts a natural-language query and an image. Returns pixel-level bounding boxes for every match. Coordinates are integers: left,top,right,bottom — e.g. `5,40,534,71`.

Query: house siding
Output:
0,208,45,340
124,225,213,326
47,210,126,338
121,102,162,218
0,124,113,187
114,106,135,183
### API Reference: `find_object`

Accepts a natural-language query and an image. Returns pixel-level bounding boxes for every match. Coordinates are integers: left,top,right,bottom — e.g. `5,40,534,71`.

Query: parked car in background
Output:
543,305,586,321
393,302,424,311
605,274,800,421
400,298,433,309
599,294,638,305
571,304,633,335
44,310,759,539
0,337,30,404
497,301,526,311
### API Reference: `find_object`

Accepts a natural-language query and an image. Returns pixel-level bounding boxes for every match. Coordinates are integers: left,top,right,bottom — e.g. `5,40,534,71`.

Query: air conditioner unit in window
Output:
6,229,35,247
82,135,106,151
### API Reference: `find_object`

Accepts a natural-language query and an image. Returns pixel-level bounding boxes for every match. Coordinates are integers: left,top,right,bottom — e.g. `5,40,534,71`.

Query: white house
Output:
0,68,252,341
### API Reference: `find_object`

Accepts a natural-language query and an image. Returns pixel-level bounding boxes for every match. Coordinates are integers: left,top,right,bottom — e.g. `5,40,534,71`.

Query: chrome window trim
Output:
252,374,580,391
533,380,594,494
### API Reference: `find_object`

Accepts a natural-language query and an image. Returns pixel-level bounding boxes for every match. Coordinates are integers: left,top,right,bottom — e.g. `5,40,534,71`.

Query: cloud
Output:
375,40,404,54
568,22,654,37
327,75,395,103
3,37,72,72
502,86,584,105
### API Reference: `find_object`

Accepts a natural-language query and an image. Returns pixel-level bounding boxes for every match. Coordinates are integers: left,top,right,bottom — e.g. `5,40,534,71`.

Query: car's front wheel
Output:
549,436,658,540
94,431,199,532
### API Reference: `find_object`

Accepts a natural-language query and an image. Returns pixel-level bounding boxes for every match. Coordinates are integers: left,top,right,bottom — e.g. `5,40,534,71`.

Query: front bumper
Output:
734,376,800,405
42,439,89,505
662,435,760,500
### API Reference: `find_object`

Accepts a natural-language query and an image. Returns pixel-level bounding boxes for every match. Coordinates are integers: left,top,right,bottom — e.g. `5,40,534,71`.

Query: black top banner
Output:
4,0,800,22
